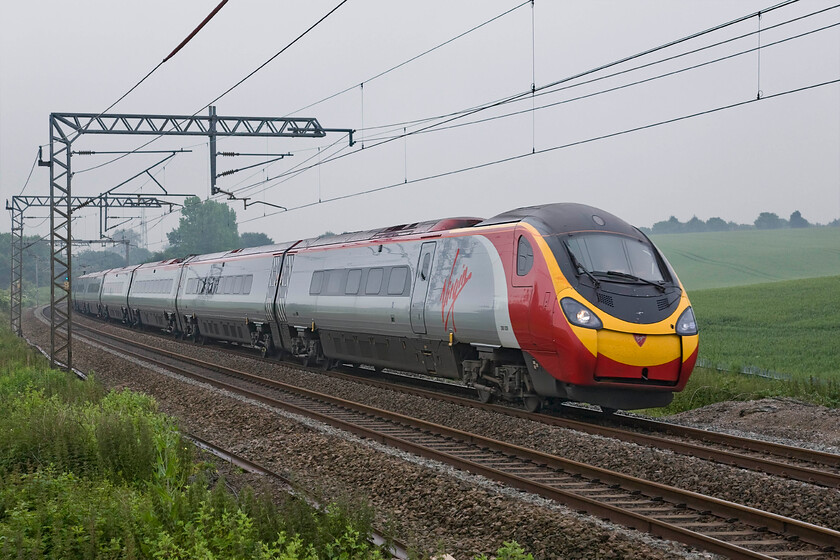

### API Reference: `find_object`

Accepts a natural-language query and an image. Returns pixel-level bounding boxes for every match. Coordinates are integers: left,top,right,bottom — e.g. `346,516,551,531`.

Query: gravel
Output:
25,310,839,557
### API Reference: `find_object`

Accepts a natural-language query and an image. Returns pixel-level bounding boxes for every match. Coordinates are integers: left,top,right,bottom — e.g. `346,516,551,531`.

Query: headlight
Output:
675,306,698,335
560,298,602,329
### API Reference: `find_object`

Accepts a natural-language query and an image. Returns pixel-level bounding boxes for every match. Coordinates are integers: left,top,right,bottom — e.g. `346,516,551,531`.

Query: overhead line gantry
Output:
6,194,168,338
44,105,353,371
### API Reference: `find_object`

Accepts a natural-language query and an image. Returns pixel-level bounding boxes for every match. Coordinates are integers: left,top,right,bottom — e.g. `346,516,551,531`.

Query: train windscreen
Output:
549,233,668,284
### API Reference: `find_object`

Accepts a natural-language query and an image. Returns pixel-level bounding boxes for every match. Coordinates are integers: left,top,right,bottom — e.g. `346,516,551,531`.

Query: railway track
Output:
88,312,840,491
61,315,840,559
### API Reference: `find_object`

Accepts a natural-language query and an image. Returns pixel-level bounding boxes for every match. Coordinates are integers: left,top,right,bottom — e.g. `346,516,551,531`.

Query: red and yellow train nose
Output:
559,294,699,390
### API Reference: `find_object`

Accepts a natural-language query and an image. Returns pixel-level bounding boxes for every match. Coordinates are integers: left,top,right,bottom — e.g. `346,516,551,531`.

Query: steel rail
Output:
70,311,840,489
65,318,840,559
324,368,840,488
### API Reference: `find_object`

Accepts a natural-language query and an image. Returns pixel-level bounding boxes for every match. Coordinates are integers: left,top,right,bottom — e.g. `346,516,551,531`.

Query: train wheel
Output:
523,396,543,413
476,386,492,404
601,406,617,416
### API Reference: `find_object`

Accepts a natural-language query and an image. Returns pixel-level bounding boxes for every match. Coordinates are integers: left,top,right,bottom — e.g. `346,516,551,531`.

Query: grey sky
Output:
1,1,838,251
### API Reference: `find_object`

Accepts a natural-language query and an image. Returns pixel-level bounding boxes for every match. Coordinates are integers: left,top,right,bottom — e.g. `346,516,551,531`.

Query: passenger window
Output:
309,271,324,295
233,275,243,294
366,268,383,295
346,269,362,294
327,270,344,295
243,275,253,295
388,266,408,295
517,235,534,276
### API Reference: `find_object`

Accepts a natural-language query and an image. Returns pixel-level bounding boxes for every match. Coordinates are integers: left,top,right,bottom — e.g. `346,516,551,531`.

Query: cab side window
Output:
517,235,533,276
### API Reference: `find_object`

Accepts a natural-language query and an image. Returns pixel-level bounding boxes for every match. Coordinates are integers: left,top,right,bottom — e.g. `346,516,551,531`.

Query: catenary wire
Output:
15,151,40,196
70,1,349,177
358,3,840,142
229,0,813,196
71,0,230,146
81,0,820,239
354,18,840,145
237,78,840,226
286,0,531,116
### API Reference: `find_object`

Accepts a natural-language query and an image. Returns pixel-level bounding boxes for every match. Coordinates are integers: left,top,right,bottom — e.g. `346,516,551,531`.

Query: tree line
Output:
0,197,273,287
641,210,838,235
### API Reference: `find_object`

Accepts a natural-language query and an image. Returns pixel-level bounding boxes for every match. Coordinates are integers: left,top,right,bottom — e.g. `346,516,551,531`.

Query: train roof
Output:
297,217,483,249
477,203,641,238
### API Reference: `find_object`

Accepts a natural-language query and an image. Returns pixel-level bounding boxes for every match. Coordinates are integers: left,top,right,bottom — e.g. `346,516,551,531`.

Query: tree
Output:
754,212,785,230
166,196,239,256
74,250,128,276
705,217,729,232
0,233,50,290
239,232,274,248
651,216,683,234
684,216,706,233
789,210,810,228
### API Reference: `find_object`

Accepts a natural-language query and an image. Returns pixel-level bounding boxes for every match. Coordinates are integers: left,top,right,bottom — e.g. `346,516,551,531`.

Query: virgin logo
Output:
441,249,472,332
634,334,647,347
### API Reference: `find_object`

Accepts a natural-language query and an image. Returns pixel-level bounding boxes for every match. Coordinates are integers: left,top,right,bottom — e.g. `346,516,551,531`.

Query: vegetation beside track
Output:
645,275,840,415
0,317,388,559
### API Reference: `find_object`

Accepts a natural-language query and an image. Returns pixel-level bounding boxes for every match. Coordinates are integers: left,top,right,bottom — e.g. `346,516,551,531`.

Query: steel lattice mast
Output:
44,106,352,370
7,195,166,340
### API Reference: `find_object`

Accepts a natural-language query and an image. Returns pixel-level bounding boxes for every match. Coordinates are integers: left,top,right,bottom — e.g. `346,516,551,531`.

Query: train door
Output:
266,255,283,321
410,242,436,334
511,225,537,349
275,253,294,323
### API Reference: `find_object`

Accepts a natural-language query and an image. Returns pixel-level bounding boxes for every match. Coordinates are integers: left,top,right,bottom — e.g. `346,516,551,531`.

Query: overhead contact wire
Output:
236,0,807,193
238,78,840,225
286,0,531,116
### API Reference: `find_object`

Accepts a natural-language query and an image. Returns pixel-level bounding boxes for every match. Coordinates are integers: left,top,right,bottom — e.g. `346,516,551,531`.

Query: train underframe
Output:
279,326,546,411
80,305,673,412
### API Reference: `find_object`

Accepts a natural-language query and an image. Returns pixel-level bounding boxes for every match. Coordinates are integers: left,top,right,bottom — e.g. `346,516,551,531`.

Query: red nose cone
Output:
634,334,647,347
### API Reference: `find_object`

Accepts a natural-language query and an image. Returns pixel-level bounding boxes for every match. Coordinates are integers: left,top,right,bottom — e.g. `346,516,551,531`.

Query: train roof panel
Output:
223,242,297,257
476,203,640,237
297,217,485,249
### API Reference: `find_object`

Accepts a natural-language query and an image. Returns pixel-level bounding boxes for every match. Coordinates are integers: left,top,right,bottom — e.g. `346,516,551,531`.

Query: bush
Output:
0,329,390,558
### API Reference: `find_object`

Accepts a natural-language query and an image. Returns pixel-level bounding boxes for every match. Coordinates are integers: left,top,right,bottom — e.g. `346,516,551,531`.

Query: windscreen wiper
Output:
600,270,666,292
563,242,600,289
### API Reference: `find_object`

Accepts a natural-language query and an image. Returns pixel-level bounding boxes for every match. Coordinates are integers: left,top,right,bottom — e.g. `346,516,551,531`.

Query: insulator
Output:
217,169,238,178
218,152,238,157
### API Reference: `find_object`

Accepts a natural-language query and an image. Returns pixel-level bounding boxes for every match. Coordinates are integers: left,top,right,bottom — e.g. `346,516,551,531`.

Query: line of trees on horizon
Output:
641,210,839,235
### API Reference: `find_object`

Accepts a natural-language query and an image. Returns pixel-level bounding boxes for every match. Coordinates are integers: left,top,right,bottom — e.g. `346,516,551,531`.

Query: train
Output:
73,203,699,412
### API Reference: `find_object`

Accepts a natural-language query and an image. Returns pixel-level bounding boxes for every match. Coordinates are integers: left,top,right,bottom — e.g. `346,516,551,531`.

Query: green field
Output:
651,227,840,291
639,228,840,413
689,275,840,378
648,274,840,414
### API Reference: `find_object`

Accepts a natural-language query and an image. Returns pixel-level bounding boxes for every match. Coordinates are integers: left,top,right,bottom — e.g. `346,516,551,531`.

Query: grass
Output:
690,275,840,379
644,275,840,415
651,227,840,290
0,318,391,559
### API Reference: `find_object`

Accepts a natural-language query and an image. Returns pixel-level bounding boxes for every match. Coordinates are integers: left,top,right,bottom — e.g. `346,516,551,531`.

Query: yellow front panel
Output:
597,330,681,367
